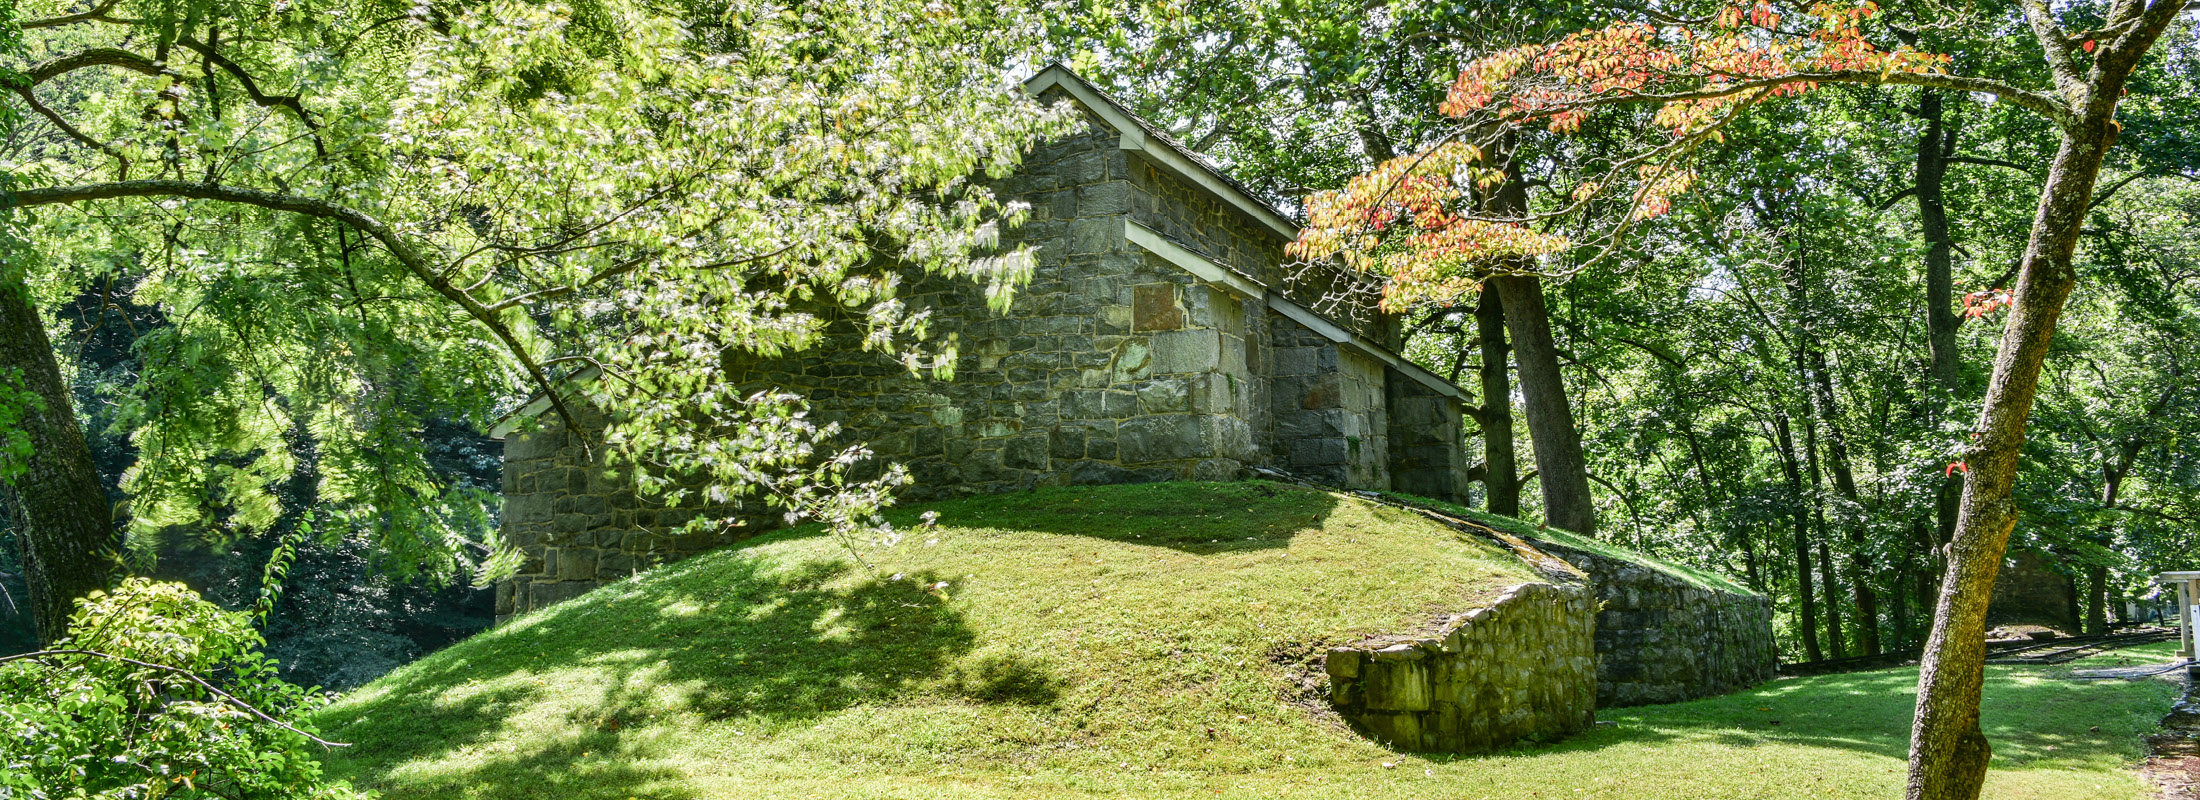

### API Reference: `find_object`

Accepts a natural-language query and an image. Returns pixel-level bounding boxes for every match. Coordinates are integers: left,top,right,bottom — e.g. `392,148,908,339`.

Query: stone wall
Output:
1385,368,1470,501
1535,544,1777,707
1266,317,1389,490
715,110,1269,501
1987,548,2080,631
494,93,1472,619
496,405,737,621
1324,582,1598,753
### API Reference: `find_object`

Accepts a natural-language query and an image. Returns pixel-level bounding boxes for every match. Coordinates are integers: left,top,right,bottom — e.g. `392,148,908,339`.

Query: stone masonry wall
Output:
1386,368,1471,501
496,405,736,621
496,94,1470,619
1265,316,1389,491
1325,582,1598,753
1538,545,1777,707
719,110,1266,500
1987,548,2080,631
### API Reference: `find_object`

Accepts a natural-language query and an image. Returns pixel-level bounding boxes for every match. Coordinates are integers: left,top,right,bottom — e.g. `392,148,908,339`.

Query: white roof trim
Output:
1126,223,1465,401
488,365,599,440
1126,221,1266,300
1025,66,1301,242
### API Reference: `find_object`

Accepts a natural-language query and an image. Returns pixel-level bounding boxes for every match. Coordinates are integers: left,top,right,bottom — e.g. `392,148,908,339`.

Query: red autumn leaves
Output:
1291,2,1955,312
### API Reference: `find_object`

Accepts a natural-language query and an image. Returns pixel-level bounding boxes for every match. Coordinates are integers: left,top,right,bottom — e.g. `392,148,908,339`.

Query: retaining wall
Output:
1324,582,1598,753
1537,545,1777,707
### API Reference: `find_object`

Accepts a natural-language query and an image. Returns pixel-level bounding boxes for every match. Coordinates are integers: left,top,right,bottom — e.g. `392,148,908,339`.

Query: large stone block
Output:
505,493,554,524
1118,414,1212,463
1290,436,1347,467
1079,181,1130,215
1151,329,1221,374
1277,409,1345,440
1137,378,1190,414
1070,216,1119,255
1004,436,1050,470
1111,339,1152,383
1133,284,1184,331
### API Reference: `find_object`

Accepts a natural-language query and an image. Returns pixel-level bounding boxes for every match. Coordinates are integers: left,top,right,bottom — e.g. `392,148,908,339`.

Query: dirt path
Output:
2144,684,2200,798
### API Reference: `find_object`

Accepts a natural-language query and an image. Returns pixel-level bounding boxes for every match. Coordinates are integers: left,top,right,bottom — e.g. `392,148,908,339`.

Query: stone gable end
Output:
492,68,1474,620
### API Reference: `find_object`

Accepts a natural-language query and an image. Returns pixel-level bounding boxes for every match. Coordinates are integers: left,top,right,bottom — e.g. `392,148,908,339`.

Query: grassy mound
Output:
315,481,1540,798
316,481,2173,799
1383,491,1758,594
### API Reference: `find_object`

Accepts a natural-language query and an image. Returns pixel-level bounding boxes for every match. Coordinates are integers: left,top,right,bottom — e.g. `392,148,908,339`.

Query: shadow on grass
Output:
315,546,1057,799
885,480,1344,555
1469,665,2172,770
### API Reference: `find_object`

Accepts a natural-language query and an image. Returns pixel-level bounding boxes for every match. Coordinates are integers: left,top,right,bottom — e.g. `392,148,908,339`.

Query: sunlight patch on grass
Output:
314,482,2176,800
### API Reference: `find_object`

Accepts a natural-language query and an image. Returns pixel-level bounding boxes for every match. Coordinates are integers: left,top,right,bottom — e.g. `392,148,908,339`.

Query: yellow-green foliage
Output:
315,483,2173,800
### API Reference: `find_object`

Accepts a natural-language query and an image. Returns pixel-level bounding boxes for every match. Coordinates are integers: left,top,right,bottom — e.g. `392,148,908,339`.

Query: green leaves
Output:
9,0,1076,578
0,579,367,799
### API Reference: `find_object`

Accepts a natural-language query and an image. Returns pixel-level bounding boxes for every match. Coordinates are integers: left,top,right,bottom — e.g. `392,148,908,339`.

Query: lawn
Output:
311,482,2179,799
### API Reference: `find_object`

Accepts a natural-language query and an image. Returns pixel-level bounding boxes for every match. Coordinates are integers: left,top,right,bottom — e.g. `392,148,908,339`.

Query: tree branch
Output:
1508,69,2071,130
176,36,326,157
26,48,161,85
5,180,586,440
1874,185,1917,212
10,85,129,179
19,0,122,29
1948,155,2032,173
2019,0,2086,99
0,648,349,748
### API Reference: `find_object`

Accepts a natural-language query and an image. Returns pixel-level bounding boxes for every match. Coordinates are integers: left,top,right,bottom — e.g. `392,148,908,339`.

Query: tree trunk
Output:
2085,564,2107,633
1772,410,1823,662
0,272,116,644
1804,415,1846,658
1917,91,1969,554
1917,90,1962,402
1491,273,1596,536
1475,284,1520,517
1806,352,1882,654
1817,536,1846,658
1891,559,1913,650
1906,88,2128,800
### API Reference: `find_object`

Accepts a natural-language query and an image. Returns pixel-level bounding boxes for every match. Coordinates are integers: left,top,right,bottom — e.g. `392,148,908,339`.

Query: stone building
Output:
1987,548,2081,632
490,67,1476,620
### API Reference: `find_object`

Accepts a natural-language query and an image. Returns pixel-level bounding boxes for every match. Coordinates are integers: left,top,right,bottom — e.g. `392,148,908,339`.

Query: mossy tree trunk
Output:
1474,283,1519,517
0,272,116,644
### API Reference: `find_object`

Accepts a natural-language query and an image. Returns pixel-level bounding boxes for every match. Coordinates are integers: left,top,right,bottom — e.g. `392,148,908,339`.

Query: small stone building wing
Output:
490,66,1478,619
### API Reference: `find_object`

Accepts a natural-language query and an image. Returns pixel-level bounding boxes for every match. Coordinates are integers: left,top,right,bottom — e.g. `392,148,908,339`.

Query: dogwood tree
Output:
1291,2,2194,797
0,0,1069,641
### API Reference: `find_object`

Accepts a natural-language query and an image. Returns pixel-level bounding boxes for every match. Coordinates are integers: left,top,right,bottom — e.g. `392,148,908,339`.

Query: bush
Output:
0,579,367,799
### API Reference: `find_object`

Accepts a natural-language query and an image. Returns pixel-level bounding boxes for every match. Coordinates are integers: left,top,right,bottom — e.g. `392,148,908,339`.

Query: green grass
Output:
314,482,2176,799
1379,491,1758,595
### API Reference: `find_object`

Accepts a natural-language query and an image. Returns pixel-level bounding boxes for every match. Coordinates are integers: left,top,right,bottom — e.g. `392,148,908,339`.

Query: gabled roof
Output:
489,68,1466,439
1024,65,1300,242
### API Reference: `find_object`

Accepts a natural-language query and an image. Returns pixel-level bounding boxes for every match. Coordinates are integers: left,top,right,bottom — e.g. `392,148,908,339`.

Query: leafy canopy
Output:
1287,2,1970,310
0,578,366,799
6,0,1072,577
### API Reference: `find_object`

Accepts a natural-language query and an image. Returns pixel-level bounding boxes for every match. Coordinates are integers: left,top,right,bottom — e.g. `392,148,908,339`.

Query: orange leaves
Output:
1946,461,1968,476
1962,287,2014,318
1446,1,1949,139
1316,2,1965,314
1289,139,1570,311
1375,220,1572,311
1630,165,1697,221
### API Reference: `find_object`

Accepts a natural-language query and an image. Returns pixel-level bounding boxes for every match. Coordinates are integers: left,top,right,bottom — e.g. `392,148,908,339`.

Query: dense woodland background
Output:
1,0,2195,687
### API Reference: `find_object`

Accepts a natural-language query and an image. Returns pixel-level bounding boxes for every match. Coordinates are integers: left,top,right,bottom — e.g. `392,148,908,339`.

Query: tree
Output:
1288,2,2194,797
1,0,1068,641
0,578,368,798
1057,0,1602,531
